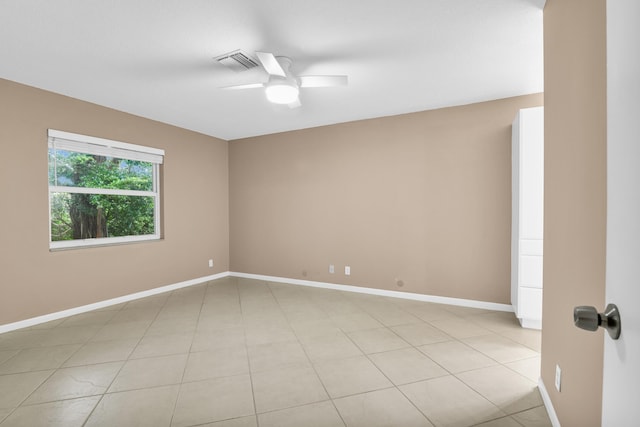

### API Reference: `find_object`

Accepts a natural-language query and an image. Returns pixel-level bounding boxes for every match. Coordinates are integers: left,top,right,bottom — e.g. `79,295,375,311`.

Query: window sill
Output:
49,235,162,251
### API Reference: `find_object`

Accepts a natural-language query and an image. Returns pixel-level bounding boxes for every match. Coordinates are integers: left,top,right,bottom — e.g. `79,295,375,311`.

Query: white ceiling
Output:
0,0,544,141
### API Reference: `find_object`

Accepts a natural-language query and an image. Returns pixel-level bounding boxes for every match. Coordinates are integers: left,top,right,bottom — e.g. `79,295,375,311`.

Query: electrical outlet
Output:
208,259,214,268
555,364,562,392
345,266,351,276
329,264,335,274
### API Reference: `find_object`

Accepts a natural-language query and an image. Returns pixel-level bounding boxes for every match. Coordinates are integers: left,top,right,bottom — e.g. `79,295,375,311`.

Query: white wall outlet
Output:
345,266,351,276
208,259,214,268
329,264,335,274
555,364,562,392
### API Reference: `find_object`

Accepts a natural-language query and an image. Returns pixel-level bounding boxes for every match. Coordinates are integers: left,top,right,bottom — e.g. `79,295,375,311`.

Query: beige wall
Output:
230,94,543,304
0,78,542,326
0,79,229,325
542,0,607,425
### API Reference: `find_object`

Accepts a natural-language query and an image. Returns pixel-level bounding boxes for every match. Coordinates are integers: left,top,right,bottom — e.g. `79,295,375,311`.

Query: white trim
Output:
0,272,229,334
49,233,161,250
50,186,156,198
518,317,543,330
538,378,562,427
48,129,163,249
0,271,514,333
229,272,514,312
48,129,164,159
153,164,161,239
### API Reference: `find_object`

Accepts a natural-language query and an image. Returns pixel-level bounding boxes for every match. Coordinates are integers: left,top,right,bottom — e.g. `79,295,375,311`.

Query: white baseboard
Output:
1,270,514,334
518,317,543,330
0,272,230,334
229,272,514,312
538,378,562,427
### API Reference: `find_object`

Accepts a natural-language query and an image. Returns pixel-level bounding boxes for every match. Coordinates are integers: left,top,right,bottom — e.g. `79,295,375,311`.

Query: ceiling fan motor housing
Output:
265,76,299,104
219,51,347,107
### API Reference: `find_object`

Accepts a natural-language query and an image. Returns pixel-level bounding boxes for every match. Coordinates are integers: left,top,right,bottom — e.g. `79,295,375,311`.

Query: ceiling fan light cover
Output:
265,82,299,104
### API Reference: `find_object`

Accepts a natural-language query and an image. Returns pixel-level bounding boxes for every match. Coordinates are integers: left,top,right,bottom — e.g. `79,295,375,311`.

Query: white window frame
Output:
48,129,164,250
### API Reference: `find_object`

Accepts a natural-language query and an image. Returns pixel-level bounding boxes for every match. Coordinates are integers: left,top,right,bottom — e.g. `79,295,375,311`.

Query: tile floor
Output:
0,277,552,427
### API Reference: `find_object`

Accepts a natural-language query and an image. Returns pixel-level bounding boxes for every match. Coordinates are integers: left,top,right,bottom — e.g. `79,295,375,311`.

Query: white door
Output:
603,0,640,424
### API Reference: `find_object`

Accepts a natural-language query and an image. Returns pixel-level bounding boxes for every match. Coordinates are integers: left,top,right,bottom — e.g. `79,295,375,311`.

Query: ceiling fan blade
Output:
299,75,348,88
256,52,286,77
220,83,265,90
287,98,302,109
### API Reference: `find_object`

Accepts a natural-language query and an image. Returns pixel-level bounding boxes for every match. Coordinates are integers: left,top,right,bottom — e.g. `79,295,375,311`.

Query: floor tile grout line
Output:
85,316,160,424
454,336,542,378
9,368,58,412
501,357,543,384
80,390,104,427
239,277,263,426
367,300,448,426
393,376,439,426
0,406,17,426
447,359,537,379
459,338,540,361
257,279,536,426
168,281,209,427
492,328,543,352
268,281,348,427
510,404,548,416
0,342,82,377
81,285,180,427
351,302,452,427
386,298,542,420
0,277,547,426
332,314,431,424
357,352,438,425
453,369,541,418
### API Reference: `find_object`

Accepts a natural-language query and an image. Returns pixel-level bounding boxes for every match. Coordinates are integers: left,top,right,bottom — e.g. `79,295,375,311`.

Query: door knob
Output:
573,304,621,340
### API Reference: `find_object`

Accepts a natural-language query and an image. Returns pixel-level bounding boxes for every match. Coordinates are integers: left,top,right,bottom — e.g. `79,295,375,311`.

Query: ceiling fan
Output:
221,51,348,108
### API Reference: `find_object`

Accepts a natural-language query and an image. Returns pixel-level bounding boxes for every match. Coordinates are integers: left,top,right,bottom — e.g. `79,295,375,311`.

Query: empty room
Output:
1,1,637,426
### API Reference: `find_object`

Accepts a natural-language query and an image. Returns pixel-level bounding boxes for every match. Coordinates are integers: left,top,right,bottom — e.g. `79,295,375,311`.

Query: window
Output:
48,129,164,249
